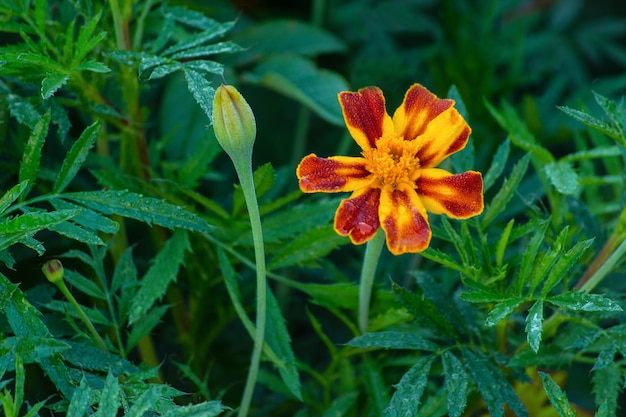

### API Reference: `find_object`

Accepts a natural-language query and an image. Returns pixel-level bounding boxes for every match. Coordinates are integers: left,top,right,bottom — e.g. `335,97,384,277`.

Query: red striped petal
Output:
379,184,431,254
392,84,470,168
297,154,373,193
416,168,484,218
339,87,395,150
334,187,381,244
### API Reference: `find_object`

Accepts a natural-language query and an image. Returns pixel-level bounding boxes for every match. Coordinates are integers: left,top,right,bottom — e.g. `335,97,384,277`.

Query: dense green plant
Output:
1,0,626,416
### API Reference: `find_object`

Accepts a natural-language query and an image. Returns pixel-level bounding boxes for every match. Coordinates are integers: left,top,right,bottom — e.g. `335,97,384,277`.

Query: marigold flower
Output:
296,84,484,255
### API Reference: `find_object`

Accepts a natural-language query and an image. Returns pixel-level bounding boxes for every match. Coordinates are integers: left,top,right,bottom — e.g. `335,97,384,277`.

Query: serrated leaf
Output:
420,248,465,273
62,341,138,375
558,105,622,142
483,138,511,192
442,351,468,417
525,300,544,353
162,21,235,56
539,372,576,417
7,95,40,129
54,120,101,193
485,298,523,327
544,161,580,195
592,363,620,416
161,401,228,417
0,210,78,252
347,331,438,351
67,378,91,417
19,111,50,198
0,182,29,215
266,286,302,399
542,237,594,295
244,55,349,126
592,345,617,371
63,270,106,300
170,41,243,60
75,60,110,73
129,230,190,324
547,292,622,312
268,225,347,270
125,386,163,417
64,190,212,231
127,305,169,353
184,68,214,121
41,72,69,99
99,373,121,417
49,221,105,245
481,153,531,228
384,356,434,417
460,288,509,303
50,199,119,234
463,348,528,417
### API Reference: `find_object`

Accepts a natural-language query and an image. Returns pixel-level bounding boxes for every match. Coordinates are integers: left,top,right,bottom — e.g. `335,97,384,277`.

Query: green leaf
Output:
485,298,523,327
45,300,111,326
547,292,622,312
244,55,349,126
261,199,339,243
592,363,620,416
54,120,101,193
347,331,438,351
41,72,69,99
129,230,190,324
49,221,105,245
161,401,229,417
384,356,434,417
392,281,456,336
62,341,138,375
542,237,595,295
462,347,528,417
544,161,580,195
127,305,169,353
483,139,511,192
265,286,302,399
558,105,622,141
525,300,544,353
111,246,137,294
98,373,121,417
538,372,576,417
125,386,163,417
481,153,531,228
162,21,235,56
50,199,119,234
64,190,212,232
67,378,91,417
19,111,50,199
268,225,347,270
442,351,468,417
0,182,29,215
7,95,40,129
322,393,358,417
0,209,78,252
170,41,243,60
362,357,389,415
593,92,626,141
184,68,215,121
63,270,106,300
232,19,345,62
75,60,111,73
291,282,358,310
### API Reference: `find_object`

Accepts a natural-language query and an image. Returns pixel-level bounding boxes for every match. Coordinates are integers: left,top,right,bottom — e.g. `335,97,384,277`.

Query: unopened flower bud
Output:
212,84,257,160
42,259,64,284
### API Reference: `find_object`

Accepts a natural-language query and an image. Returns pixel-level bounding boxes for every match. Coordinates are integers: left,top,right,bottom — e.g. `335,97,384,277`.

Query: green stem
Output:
54,279,108,352
578,238,626,293
108,0,126,50
232,159,267,417
358,229,386,333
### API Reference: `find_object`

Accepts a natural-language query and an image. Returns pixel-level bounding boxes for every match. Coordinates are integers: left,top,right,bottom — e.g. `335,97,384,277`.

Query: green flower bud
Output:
42,259,64,284
212,84,257,160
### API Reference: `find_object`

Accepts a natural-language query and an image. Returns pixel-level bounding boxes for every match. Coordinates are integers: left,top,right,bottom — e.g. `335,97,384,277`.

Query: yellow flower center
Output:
362,136,421,189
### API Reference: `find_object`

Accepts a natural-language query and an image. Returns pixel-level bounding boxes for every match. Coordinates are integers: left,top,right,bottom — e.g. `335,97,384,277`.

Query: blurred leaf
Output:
111,246,137,294
544,161,580,195
362,357,389,415
125,386,163,417
45,300,111,326
592,345,616,372
481,153,530,229
525,300,543,353
41,72,69,99
292,282,358,310
462,347,528,417
129,230,190,324
54,120,101,193
244,55,349,126
67,378,91,417
592,362,620,416
19,111,50,199
268,225,347,270
98,373,121,417
514,219,549,294
483,138,510,193
442,351,468,417
233,19,345,64
538,372,576,417
63,270,106,300
127,305,169,353
392,281,455,336
347,331,438,351
261,199,339,243
384,356,434,417
547,292,622,312
485,298,523,327
265,286,302,399
7,95,40,129
64,190,212,232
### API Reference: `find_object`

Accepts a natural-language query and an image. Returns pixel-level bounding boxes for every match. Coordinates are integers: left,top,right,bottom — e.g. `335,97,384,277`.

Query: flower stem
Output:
358,229,386,333
54,279,108,352
232,158,267,417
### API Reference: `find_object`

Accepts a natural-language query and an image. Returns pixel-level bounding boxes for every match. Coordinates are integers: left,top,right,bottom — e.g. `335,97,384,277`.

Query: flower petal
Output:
339,87,395,150
379,184,431,254
297,154,373,193
416,168,484,218
392,84,470,168
334,187,381,244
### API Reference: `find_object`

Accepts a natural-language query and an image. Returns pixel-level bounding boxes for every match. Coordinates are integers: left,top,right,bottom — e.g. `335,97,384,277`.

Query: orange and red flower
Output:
296,84,484,255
